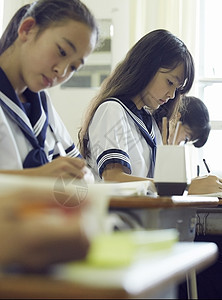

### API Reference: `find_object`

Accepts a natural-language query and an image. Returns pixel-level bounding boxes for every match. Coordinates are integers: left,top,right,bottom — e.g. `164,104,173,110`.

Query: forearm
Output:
102,163,153,183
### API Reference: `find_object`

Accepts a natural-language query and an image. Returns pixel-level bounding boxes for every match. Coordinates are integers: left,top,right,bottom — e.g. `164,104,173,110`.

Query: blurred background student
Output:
154,95,211,147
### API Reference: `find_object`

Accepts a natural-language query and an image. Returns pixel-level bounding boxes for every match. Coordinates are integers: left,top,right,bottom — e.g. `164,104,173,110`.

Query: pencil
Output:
172,121,182,145
162,117,168,145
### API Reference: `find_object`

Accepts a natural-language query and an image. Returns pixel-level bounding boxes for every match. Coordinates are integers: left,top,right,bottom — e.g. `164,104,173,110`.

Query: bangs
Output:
179,54,194,94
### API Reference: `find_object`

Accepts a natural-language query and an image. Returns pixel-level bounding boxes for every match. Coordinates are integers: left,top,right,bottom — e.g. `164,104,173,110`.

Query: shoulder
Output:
96,99,128,116
89,99,130,131
101,99,125,108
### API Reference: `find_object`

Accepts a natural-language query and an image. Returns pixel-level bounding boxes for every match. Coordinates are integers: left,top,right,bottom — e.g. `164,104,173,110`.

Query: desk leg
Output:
186,269,198,299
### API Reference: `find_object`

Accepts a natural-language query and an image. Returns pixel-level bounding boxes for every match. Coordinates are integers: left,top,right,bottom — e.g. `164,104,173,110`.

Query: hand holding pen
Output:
48,125,94,182
188,174,222,195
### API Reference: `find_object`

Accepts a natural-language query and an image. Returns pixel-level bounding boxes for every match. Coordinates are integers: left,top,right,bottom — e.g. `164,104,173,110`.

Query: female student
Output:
154,95,211,147
79,29,222,195
0,0,98,181
79,29,194,182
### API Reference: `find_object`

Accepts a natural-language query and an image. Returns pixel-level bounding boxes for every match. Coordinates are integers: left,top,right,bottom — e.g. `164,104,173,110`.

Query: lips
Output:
159,99,169,105
42,75,53,88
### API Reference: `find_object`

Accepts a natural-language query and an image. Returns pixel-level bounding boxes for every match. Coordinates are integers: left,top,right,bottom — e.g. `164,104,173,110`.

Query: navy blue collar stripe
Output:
106,97,156,141
0,91,33,132
0,90,49,168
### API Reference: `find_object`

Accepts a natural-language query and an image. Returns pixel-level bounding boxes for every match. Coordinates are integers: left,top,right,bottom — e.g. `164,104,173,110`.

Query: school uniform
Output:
86,97,162,230
87,97,162,181
0,67,80,170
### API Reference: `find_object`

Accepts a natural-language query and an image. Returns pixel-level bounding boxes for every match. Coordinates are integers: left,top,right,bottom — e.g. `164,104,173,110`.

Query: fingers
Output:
37,156,88,179
189,174,222,195
55,157,87,178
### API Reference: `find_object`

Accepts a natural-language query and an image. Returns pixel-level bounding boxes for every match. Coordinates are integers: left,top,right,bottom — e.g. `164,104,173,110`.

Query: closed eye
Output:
58,45,66,57
168,79,174,86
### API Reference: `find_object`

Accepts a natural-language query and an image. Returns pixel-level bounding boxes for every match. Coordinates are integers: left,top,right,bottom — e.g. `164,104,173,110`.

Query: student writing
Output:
0,0,98,181
154,95,211,147
79,29,194,183
78,29,222,195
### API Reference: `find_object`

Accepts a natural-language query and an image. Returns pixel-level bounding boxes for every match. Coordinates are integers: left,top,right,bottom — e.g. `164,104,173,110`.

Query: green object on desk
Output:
85,229,179,267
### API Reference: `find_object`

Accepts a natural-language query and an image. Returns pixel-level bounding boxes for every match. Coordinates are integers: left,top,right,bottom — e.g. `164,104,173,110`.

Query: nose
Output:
167,86,177,99
53,63,70,79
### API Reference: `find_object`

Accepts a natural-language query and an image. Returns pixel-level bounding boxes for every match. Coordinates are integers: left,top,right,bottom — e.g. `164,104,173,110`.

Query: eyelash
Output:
58,45,76,73
58,45,66,57
168,79,174,86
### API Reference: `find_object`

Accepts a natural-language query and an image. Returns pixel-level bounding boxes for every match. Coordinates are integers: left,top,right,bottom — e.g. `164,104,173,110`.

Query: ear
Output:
18,17,37,41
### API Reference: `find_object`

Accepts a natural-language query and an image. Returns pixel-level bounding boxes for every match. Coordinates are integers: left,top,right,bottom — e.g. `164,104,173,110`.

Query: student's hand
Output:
0,188,90,271
36,157,88,179
188,174,222,195
1,157,94,183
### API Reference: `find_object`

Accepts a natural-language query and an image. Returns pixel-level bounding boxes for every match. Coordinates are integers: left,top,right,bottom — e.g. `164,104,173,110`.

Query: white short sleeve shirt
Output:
87,99,162,181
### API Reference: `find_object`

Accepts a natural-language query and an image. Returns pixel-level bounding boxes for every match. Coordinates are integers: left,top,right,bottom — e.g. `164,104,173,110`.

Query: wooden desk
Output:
109,195,219,209
0,242,218,299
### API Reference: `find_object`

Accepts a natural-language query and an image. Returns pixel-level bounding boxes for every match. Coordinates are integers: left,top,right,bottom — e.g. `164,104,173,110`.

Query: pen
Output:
162,117,168,145
197,165,200,176
172,121,182,145
203,158,210,173
49,125,66,157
